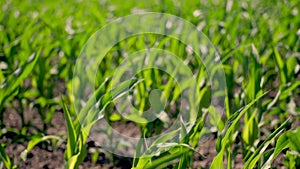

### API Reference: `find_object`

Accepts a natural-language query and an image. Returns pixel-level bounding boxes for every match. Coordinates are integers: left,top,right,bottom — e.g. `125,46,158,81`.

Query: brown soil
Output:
1,105,218,169
1,91,296,169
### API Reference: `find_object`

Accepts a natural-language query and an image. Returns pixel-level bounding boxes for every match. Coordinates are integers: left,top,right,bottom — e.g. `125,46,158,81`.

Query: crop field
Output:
0,0,300,169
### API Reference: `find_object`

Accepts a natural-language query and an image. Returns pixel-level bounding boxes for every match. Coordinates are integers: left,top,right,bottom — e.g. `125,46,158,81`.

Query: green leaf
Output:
0,51,40,105
109,113,121,121
0,144,12,169
21,135,61,161
273,132,290,159
287,126,300,153
261,131,290,168
144,146,191,169
286,56,297,78
66,152,81,169
210,148,225,169
280,81,300,100
208,106,224,132
133,138,145,167
211,92,268,168
242,110,258,146
62,100,78,158
243,119,291,169
273,47,287,87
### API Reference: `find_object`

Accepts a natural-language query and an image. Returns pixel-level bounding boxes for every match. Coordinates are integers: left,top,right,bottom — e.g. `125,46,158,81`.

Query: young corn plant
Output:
0,144,17,169
63,77,142,168
211,92,292,169
0,51,40,127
